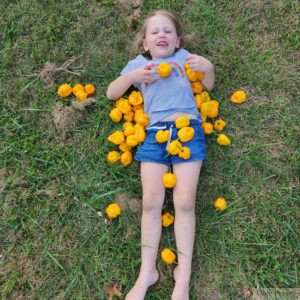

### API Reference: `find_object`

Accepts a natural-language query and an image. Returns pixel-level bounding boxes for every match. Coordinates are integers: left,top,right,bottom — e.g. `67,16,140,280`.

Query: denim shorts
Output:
134,119,206,166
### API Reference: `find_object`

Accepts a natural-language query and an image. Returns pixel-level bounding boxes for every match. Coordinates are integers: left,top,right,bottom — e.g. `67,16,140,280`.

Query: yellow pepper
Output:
116,98,132,114
132,104,143,112
58,83,73,97
197,91,211,106
121,151,133,166
123,126,135,137
214,119,226,131
134,124,146,142
230,90,246,104
178,127,195,142
123,121,133,129
201,122,214,135
128,91,143,105
123,121,135,136
161,212,174,227
167,140,182,155
197,72,204,80
124,111,135,122
134,108,145,118
217,133,231,146
107,151,121,164
213,197,227,211
155,130,170,143
183,62,190,70
200,113,207,123
210,100,219,109
200,101,212,117
178,146,191,160
208,106,218,118
157,62,172,78
119,143,132,152
109,107,122,122
106,203,121,219
126,135,139,147
175,116,190,129
135,112,149,127
161,248,176,264
191,81,203,94
75,90,88,101
84,84,95,95
72,83,84,96
186,69,198,81
200,101,219,118
107,131,125,145
162,173,177,188
194,94,202,108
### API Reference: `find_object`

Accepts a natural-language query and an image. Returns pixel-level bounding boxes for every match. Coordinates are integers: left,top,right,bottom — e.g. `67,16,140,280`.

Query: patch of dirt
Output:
40,57,82,87
0,169,8,189
1,254,43,298
51,98,96,135
115,193,141,213
125,225,135,239
115,0,142,8
35,185,58,200
194,269,222,300
114,0,143,29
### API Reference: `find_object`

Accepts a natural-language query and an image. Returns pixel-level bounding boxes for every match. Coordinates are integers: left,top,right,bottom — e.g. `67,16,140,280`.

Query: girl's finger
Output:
145,76,158,84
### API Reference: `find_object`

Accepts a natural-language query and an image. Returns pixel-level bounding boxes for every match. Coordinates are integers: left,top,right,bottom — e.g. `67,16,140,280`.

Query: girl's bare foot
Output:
172,267,190,300
125,269,159,300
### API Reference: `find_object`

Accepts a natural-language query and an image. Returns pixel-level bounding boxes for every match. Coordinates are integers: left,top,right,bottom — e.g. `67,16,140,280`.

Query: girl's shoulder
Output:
175,48,190,60
121,54,148,75
128,54,148,64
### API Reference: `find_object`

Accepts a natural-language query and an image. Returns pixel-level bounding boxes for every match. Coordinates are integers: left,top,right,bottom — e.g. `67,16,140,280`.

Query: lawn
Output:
1,0,299,299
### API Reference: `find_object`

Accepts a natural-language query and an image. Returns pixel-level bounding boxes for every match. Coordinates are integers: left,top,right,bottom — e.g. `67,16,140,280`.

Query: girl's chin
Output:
150,48,174,58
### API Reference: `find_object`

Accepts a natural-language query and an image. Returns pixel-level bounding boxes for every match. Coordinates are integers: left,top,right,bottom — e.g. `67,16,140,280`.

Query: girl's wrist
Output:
128,69,140,85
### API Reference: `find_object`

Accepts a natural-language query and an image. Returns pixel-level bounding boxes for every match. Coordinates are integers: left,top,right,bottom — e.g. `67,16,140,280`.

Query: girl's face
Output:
143,14,180,59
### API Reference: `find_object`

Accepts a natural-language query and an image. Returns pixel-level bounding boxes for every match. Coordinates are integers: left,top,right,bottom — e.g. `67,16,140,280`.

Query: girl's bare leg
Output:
171,161,203,300
126,162,168,300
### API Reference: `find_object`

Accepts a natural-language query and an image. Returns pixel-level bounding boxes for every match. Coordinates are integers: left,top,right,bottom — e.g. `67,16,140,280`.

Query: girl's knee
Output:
173,194,196,212
142,193,164,212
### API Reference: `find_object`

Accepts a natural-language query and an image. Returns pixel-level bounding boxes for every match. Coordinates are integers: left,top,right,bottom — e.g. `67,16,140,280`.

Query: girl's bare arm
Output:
107,64,158,100
185,54,215,91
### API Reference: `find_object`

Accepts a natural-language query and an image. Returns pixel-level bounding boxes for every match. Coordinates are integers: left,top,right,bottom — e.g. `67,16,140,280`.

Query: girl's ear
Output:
142,39,149,51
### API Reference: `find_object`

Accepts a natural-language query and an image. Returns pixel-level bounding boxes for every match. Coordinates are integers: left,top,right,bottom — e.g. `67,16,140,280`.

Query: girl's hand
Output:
129,63,159,84
186,54,215,91
185,54,213,73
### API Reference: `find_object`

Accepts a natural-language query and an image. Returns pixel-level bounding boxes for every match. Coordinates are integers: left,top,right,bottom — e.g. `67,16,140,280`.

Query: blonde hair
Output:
133,10,185,55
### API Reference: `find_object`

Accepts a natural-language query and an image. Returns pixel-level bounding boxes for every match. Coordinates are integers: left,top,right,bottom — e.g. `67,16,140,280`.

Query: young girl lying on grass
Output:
107,10,214,300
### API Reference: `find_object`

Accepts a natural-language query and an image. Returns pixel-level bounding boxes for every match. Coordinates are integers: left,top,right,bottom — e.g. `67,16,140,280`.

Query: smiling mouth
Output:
157,41,168,47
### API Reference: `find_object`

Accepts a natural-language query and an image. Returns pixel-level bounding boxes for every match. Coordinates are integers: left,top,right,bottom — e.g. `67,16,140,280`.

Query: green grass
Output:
1,0,299,299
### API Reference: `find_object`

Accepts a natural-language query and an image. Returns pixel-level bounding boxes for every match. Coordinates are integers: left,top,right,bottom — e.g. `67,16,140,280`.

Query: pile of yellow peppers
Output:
57,83,95,100
107,90,148,166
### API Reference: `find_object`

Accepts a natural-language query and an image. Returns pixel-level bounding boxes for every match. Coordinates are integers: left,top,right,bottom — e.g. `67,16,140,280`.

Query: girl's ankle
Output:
139,268,158,277
174,266,191,282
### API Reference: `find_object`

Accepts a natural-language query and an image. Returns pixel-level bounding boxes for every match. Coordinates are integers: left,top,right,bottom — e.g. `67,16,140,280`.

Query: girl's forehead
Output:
146,15,176,30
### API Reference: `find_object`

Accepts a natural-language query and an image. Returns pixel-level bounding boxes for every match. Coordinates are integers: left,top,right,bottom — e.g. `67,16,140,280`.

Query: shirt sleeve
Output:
121,55,147,90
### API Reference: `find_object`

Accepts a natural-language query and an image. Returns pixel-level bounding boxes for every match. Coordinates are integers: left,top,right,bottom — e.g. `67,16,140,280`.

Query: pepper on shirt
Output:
121,48,202,128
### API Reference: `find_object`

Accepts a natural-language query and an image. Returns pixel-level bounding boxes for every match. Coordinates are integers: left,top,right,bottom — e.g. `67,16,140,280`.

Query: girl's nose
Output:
158,31,166,38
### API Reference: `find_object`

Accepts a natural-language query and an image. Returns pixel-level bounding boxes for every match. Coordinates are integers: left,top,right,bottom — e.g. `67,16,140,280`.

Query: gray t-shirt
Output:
121,48,202,127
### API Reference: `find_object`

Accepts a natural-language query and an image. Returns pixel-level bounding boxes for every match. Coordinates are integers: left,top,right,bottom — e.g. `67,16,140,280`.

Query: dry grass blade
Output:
102,281,122,299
